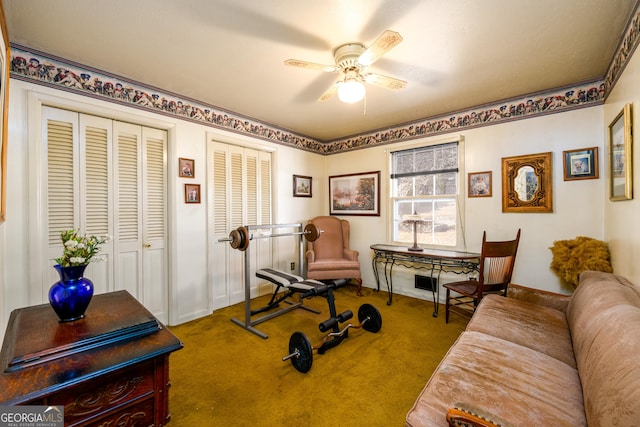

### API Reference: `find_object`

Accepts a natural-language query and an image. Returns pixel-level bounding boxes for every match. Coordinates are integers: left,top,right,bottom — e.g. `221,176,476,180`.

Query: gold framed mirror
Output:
502,152,553,213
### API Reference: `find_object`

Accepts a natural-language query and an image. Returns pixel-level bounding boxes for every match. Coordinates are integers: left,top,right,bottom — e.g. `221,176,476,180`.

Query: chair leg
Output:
355,278,363,296
445,288,450,324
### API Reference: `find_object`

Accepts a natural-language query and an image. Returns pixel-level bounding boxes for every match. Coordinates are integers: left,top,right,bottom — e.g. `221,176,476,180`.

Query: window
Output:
390,141,460,248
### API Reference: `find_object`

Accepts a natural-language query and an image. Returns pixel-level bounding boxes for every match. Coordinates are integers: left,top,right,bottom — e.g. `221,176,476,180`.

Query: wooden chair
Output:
305,216,362,295
444,229,521,323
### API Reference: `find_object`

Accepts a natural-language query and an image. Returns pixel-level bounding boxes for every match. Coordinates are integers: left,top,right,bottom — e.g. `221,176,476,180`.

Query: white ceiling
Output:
3,0,637,141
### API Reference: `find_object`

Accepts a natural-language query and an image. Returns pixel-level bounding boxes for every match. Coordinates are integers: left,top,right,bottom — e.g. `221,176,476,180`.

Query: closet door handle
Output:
143,242,151,248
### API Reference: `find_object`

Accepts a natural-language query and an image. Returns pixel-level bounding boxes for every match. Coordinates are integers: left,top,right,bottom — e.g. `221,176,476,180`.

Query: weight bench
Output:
254,268,347,315
231,268,348,339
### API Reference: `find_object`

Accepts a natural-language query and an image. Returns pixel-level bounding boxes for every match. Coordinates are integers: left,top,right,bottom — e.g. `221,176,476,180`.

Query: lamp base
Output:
408,245,423,252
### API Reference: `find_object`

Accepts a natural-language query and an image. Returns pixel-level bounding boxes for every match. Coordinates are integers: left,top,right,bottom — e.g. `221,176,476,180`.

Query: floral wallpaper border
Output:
9,0,640,157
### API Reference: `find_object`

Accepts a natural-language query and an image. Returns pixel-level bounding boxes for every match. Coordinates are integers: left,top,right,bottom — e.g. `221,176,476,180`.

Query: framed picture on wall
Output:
468,171,492,197
185,184,201,203
293,174,312,197
563,147,598,181
179,157,195,178
608,104,633,201
501,152,553,213
329,171,380,216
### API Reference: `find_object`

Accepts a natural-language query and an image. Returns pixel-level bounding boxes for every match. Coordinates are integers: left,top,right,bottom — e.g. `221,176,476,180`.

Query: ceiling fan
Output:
285,30,407,104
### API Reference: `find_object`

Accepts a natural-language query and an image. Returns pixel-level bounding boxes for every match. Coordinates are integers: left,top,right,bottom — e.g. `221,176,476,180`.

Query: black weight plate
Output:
289,331,313,373
238,226,250,252
358,303,382,333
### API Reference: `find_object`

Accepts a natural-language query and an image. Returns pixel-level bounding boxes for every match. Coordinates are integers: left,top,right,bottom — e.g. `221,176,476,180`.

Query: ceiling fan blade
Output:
357,30,403,67
319,82,340,101
364,73,407,90
285,59,337,72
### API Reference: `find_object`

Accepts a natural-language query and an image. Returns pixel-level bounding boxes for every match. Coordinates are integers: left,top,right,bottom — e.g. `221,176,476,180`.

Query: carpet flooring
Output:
167,285,467,426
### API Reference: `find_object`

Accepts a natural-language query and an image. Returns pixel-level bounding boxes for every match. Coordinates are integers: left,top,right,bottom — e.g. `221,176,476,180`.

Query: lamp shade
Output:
403,213,425,222
338,80,365,103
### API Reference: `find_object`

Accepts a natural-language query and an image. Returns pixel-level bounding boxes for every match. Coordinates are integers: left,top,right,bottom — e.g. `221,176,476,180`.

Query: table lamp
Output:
403,211,425,252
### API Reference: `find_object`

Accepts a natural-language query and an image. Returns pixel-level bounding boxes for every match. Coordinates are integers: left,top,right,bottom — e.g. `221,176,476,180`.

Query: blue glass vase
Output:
49,264,94,322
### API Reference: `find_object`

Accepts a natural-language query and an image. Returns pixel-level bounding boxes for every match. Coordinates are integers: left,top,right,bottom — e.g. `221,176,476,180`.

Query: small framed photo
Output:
179,157,195,178
293,174,312,197
563,147,598,181
185,183,201,203
468,171,492,197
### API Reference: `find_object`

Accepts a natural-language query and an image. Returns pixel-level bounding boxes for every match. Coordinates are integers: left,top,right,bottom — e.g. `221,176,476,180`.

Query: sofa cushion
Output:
467,294,576,368
567,270,640,426
406,331,585,427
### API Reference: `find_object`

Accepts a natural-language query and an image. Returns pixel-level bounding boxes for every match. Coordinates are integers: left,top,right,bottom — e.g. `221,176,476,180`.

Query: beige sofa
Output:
406,270,640,426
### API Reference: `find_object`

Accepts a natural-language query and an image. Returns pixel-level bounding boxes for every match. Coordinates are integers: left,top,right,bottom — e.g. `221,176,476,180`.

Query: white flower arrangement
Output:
55,229,109,267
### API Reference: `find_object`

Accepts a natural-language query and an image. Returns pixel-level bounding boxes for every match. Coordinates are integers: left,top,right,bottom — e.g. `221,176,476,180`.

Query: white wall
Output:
326,106,605,299
603,47,640,286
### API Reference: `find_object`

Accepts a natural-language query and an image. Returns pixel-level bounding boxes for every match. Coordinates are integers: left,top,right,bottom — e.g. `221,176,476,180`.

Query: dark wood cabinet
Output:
0,290,183,426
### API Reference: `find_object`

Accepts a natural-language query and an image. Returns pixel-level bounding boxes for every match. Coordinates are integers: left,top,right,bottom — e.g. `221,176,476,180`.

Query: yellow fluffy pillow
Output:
549,236,612,288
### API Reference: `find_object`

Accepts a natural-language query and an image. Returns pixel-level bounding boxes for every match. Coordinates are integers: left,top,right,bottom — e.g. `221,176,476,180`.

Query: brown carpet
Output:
168,286,467,426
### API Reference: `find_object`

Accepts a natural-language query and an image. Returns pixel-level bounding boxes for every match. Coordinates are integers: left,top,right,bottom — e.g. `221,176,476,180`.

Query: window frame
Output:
388,137,466,251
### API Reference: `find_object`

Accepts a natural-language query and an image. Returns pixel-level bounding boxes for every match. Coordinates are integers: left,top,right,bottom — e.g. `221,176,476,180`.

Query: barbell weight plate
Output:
289,331,313,373
358,303,382,333
238,226,250,251
228,229,242,250
304,223,320,242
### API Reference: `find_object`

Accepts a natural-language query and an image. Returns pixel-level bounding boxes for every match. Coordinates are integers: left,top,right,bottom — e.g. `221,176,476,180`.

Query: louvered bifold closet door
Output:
112,122,144,301
40,108,168,322
42,107,113,301
209,143,232,309
141,127,168,322
79,114,114,295
245,148,272,292
260,152,272,226
207,140,273,309
227,144,246,305
43,107,80,301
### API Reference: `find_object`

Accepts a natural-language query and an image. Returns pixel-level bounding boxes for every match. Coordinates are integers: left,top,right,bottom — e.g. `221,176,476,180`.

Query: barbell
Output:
218,223,322,251
282,303,383,373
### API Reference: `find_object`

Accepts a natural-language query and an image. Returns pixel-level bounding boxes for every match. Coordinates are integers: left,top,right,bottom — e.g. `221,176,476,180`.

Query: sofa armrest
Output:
507,283,571,314
446,404,513,427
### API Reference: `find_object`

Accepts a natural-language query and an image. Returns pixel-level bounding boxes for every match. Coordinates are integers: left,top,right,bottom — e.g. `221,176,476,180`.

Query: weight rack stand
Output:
230,223,315,339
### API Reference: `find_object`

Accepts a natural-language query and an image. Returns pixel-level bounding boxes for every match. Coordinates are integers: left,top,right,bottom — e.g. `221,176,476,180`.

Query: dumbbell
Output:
282,303,383,373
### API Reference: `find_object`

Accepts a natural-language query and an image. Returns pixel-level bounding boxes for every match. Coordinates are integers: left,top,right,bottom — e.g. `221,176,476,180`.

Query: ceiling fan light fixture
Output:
338,80,365,103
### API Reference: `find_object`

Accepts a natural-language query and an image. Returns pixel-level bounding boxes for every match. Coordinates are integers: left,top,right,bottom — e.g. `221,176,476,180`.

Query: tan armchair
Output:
306,216,362,294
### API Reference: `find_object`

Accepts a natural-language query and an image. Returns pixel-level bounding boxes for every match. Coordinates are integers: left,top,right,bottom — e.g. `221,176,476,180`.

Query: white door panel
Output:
141,127,168,322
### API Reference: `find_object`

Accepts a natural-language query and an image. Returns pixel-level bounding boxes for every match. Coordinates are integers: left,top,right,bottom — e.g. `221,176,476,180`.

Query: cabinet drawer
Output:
52,360,156,422
83,397,154,427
